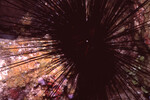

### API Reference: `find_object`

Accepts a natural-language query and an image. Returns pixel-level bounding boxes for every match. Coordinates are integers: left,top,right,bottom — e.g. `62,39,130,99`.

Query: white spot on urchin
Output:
86,40,89,43
45,2,48,5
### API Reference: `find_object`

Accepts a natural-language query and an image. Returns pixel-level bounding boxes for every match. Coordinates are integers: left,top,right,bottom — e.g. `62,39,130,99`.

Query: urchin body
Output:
0,0,150,100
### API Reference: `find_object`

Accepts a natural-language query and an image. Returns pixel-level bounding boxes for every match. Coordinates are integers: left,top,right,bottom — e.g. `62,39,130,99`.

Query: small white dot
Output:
86,40,89,43
45,2,48,5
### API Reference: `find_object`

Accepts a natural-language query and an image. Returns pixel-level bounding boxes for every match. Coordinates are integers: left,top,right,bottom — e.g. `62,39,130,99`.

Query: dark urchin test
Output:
0,0,150,100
